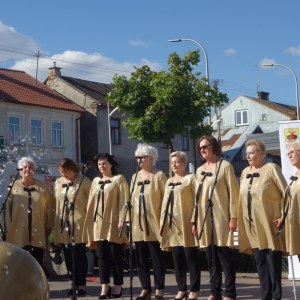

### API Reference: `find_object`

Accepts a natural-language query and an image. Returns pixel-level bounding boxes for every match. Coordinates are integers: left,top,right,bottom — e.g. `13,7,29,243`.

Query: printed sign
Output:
284,128,299,142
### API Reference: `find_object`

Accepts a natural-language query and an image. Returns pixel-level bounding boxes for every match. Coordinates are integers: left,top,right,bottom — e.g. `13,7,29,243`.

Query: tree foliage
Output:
107,50,229,147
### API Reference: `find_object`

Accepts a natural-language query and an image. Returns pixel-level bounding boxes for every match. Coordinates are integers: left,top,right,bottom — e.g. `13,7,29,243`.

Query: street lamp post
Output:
263,63,299,120
168,38,211,125
107,102,119,155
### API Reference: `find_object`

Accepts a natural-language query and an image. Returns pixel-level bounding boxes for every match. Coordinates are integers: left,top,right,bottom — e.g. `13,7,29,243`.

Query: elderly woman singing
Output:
238,140,287,300
274,138,300,257
160,151,200,300
192,136,239,300
3,156,54,266
129,143,167,300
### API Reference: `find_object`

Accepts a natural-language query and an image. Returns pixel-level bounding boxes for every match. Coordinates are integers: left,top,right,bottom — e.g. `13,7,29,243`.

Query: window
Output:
52,122,62,146
31,119,42,145
181,133,188,151
9,117,20,142
111,118,121,144
262,114,267,121
236,110,248,126
160,143,168,149
242,146,247,160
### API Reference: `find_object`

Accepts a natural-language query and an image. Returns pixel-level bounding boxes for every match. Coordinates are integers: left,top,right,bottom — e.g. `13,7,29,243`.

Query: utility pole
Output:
35,51,40,84
213,80,222,145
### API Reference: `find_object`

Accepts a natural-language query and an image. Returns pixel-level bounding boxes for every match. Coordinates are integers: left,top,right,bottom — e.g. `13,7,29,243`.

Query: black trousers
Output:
61,243,88,287
253,248,282,300
23,245,44,267
171,246,200,292
206,245,236,298
135,241,166,290
96,240,123,285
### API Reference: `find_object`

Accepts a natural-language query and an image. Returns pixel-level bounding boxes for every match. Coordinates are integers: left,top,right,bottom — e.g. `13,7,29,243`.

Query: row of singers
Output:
2,135,300,300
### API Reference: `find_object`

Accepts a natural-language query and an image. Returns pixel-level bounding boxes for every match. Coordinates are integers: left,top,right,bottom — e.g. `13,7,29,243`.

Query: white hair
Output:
135,143,158,166
286,138,300,150
18,156,37,171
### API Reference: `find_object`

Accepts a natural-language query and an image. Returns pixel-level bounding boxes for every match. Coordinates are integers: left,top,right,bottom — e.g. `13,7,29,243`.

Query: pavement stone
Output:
48,271,300,300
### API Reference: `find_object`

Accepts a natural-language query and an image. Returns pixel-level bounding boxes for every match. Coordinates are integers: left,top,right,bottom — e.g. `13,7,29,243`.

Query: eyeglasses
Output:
198,145,212,151
286,150,300,156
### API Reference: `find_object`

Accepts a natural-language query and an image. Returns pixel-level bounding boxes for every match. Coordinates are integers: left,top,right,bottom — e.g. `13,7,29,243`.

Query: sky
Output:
0,1,300,107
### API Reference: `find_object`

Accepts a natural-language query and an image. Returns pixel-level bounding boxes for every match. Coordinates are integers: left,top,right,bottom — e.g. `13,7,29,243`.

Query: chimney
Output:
47,62,62,79
257,91,270,101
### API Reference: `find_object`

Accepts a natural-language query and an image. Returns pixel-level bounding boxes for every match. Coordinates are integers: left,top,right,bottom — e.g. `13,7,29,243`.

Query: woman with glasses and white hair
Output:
160,151,200,300
129,143,167,300
3,156,55,266
274,138,300,259
238,140,287,300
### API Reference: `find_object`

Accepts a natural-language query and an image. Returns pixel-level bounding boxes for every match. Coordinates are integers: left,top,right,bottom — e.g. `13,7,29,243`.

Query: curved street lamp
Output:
168,39,211,125
263,63,299,120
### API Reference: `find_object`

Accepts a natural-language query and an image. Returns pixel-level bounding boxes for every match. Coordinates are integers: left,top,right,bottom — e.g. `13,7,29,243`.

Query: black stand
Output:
0,168,22,241
119,159,142,300
198,157,224,299
60,166,88,300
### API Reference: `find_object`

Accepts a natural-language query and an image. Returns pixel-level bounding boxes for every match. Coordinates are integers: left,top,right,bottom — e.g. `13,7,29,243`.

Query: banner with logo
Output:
278,120,300,280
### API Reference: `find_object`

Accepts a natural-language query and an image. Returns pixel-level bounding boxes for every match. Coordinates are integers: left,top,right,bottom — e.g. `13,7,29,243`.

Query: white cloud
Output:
259,58,277,69
224,48,236,56
284,46,300,56
10,50,163,84
0,20,41,63
0,20,162,84
129,40,157,48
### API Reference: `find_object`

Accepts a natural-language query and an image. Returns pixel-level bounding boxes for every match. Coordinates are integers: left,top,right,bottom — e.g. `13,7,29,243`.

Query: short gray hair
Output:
286,138,300,150
135,143,158,166
18,156,37,171
170,151,188,163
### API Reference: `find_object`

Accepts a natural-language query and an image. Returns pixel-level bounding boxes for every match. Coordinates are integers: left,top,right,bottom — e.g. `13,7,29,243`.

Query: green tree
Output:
107,50,229,175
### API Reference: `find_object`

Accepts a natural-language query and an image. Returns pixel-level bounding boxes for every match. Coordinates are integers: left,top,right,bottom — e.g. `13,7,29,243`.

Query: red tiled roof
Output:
0,68,85,113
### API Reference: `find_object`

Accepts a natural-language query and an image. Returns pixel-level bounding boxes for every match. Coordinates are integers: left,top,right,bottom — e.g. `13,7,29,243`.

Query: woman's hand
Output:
229,218,237,233
192,224,198,236
274,218,284,228
118,221,124,232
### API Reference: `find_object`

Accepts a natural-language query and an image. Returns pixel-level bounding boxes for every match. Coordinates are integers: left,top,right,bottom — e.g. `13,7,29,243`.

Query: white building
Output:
0,68,85,202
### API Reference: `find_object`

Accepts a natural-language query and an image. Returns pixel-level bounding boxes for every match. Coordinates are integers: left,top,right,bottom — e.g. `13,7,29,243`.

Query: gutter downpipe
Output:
76,112,84,163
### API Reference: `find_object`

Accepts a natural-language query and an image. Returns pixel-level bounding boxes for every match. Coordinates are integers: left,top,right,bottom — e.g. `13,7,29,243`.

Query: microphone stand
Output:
198,156,224,300
119,158,142,300
0,168,21,241
60,165,88,300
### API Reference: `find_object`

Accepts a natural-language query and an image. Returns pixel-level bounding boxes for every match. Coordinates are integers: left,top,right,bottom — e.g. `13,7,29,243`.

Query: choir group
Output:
2,135,300,300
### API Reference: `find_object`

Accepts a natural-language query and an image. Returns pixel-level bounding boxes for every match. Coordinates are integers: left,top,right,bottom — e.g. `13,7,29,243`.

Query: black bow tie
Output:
23,187,35,243
169,182,182,187
137,180,151,236
62,182,73,188
94,180,112,222
246,173,259,179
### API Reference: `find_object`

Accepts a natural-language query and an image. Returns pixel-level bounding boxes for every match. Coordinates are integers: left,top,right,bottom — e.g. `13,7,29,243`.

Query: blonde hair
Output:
135,143,158,166
286,138,300,150
245,139,266,153
170,151,188,163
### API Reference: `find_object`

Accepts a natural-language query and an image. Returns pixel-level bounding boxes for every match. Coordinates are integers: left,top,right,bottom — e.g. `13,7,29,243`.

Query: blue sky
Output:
1,1,300,107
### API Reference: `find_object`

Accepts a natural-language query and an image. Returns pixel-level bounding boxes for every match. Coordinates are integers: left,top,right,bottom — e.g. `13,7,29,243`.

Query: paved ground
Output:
48,271,299,300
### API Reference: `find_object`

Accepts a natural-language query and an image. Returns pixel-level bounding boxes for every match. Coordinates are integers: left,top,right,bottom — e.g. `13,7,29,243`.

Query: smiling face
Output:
288,145,300,168
98,158,113,176
20,161,35,180
171,155,187,175
246,145,265,167
59,166,76,181
199,139,214,161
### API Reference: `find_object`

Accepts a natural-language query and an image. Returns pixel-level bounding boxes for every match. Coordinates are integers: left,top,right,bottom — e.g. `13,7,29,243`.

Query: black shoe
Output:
155,294,164,300
67,288,74,296
77,289,86,296
174,292,187,300
99,286,112,299
136,289,152,300
112,287,122,298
